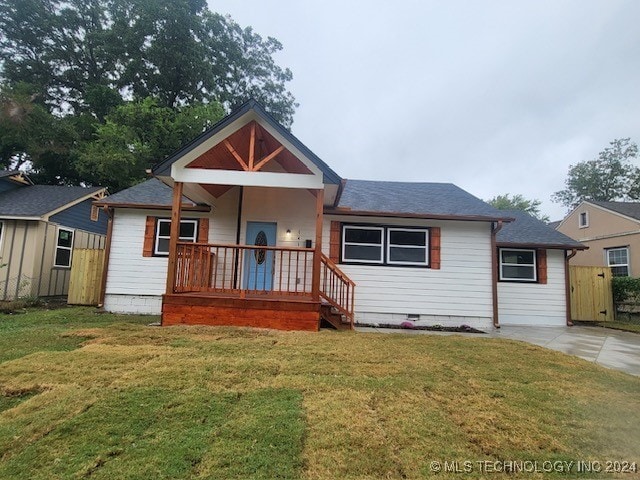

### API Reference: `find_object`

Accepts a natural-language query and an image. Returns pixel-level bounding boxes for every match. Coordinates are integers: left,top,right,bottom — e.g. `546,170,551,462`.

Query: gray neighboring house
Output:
0,173,108,300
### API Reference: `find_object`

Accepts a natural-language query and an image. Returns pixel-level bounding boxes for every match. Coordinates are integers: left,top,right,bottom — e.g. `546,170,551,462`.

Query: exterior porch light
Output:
286,229,292,238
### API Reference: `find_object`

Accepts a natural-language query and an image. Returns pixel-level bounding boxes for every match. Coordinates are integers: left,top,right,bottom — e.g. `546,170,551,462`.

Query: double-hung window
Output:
54,228,74,268
387,228,429,266
607,247,629,277
499,248,536,282
154,219,198,256
342,225,430,266
342,226,384,264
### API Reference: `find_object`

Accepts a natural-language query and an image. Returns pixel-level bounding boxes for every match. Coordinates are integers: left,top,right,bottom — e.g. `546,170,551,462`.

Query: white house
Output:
95,100,584,331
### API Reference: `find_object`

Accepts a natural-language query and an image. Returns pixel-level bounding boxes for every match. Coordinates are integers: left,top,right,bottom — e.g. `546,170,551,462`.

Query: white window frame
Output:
386,228,429,266
499,248,537,282
341,225,384,264
154,219,199,256
54,227,75,268
579,211,589,228
606,247,630,277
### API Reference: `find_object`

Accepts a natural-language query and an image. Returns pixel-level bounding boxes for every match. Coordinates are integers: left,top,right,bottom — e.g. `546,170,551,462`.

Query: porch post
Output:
311,188,324,301
165,181,184,294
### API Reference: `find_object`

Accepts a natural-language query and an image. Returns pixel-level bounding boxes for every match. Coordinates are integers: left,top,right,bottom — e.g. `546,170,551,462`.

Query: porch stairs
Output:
320,302,352,330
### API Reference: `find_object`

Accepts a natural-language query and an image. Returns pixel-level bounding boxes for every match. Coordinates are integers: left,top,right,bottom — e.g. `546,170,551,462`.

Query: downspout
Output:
491,221,503,328
564,248,578,326
98,207,114,308
233,186,244,289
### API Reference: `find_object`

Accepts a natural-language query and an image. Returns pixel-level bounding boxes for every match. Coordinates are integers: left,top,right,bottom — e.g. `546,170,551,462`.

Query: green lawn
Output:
0,307,639,479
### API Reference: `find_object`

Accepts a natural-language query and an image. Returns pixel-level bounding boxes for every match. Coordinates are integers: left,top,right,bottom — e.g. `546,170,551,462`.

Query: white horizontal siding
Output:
241,187,316,248
104,188,316,299
498,249,567,326
324,216,494,320
105,208,216,296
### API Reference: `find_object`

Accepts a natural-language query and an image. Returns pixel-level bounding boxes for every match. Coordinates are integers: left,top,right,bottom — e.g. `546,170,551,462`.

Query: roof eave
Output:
0,215,43,221
93,201,211,212
325,208,514,223
497,241,588,250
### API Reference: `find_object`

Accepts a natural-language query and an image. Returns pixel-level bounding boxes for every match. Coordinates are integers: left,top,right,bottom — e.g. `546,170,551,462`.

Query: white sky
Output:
209,0,640,220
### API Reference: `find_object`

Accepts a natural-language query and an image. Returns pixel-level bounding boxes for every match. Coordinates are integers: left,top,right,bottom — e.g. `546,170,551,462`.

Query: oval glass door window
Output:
254,230,267,264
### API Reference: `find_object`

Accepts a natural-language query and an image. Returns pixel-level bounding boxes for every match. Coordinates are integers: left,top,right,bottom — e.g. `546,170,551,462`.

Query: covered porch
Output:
155,100,354,331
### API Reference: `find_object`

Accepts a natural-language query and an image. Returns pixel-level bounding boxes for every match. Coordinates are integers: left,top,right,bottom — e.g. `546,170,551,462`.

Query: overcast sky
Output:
209,0,640,220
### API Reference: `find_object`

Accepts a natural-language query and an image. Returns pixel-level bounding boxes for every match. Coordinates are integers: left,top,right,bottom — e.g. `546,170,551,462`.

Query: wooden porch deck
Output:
161,242,355,331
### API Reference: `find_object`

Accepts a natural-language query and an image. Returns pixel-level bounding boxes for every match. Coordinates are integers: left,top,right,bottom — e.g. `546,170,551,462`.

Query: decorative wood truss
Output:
186,120,312,176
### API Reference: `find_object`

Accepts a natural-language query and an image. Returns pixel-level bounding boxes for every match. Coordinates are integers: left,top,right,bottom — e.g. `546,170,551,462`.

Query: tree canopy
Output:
0,0,296,190
552,138,639,209
487,193,550,222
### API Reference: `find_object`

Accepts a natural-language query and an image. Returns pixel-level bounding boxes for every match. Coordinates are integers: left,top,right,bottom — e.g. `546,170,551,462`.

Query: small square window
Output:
579,211,589,228
499,248,536,282
607,247,629,277
154,219,198,256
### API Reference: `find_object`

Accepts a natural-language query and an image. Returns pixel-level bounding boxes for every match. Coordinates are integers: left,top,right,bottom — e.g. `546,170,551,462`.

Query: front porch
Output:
162,242,355,331
152,100,354,331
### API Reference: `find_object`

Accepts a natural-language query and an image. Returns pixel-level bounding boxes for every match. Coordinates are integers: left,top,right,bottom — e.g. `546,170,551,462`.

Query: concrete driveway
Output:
490,325,640,376
357,325,640,376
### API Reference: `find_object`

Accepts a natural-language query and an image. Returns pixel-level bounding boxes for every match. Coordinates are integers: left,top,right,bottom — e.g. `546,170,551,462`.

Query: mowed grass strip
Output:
1,307,639,479
0,387,304,480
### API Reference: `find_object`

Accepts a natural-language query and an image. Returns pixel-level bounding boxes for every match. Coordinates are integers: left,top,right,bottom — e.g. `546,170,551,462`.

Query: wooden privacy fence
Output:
569,266,614,322
68,249,105,306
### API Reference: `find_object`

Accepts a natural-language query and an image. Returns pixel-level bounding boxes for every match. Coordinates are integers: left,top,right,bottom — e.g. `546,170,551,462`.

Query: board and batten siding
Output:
497,249,566,326
324,216,494,329
0,219,105,300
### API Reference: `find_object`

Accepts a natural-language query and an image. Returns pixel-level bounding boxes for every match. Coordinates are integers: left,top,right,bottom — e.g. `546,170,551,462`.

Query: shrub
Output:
612,276,640,303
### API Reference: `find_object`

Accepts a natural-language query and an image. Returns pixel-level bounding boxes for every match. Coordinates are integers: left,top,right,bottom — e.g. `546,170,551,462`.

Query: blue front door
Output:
244,222,276,291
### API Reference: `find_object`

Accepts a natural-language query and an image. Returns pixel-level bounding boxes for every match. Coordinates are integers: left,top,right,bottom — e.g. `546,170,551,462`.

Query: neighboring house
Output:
0,174,108,300
556,200,640,276
95,100,584,330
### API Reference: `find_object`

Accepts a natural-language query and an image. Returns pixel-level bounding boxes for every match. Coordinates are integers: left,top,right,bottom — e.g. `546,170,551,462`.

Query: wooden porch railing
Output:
172,243,355,327
174,242,315,296
320,254,356,327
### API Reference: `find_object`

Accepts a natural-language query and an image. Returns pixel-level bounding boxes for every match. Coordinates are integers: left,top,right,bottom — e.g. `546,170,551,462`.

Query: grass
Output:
1,307,639,479
593,321,640,334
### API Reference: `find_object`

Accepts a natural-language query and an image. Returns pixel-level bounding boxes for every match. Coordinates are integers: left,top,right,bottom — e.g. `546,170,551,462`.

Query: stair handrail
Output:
319,254,355,328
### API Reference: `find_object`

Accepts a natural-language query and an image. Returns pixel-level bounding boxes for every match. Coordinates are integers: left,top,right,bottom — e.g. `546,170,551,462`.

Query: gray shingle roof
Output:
0,170,19,178
333,179,512,220
589,201,640,221
0,185,103,217
547,220,561,230
97,178,196,207
497,210,584,249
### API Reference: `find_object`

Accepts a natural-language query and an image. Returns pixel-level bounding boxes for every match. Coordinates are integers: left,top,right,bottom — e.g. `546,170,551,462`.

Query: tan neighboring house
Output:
0,171,108,300
556,201,640,276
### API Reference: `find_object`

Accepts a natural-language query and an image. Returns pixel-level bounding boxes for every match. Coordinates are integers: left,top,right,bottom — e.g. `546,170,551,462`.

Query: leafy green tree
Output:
487,193,550,222
0,0,296,125
0,84,89,184
0,0,296,189
76,98,225,191
552,138,639,209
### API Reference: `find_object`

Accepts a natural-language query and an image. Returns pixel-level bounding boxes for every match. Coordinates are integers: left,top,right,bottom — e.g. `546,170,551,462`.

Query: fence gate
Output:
569,266,614,322
68,249,105,306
